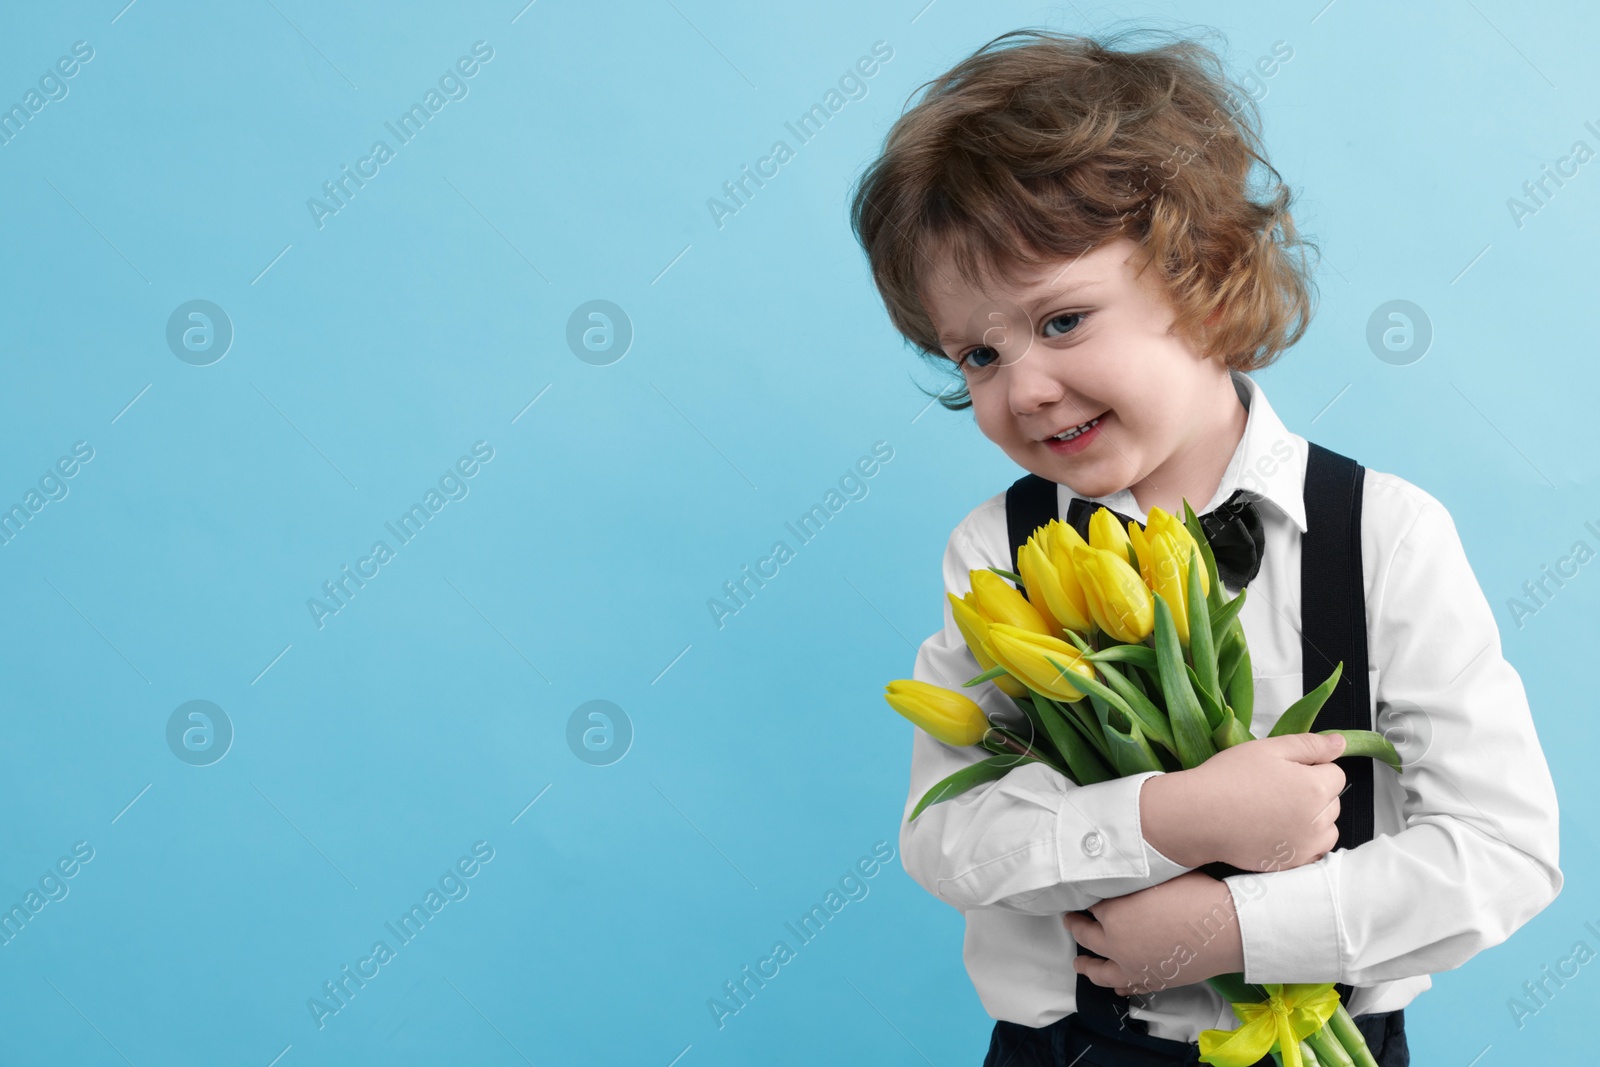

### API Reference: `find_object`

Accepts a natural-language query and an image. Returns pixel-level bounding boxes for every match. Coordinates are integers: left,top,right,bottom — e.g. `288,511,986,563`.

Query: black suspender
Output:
1301,442,1371,1012
1002,442,1372,1029
1301,442,1374,868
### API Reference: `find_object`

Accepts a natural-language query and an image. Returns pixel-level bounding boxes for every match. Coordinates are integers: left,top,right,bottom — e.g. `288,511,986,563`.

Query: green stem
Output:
982,728,1064,776
1325,1005,1380,1067
1305,1024,1355,1067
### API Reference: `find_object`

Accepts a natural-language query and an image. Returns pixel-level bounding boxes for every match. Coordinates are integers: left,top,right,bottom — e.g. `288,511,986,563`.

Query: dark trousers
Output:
982,1007,1408,1067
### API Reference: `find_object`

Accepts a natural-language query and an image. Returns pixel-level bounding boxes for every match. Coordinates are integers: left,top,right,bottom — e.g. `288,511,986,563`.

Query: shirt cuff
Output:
1224,861,1341,983
1054,770,1193,884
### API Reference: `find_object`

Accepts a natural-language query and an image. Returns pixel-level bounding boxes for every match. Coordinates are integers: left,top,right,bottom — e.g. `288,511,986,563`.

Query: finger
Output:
1062,912,1106,955
1274,731,1347,765
1315,762,1348,790
1073,954,1130,989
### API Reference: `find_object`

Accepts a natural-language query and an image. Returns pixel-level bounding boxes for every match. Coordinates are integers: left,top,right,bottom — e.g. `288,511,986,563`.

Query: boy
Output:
849,28,1562,1066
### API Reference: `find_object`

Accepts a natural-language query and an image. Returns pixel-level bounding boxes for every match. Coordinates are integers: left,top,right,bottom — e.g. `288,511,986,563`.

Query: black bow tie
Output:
1064,489,1266,589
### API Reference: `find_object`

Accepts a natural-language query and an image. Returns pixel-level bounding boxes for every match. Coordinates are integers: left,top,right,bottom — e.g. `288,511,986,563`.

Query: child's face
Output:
920,235,1241,510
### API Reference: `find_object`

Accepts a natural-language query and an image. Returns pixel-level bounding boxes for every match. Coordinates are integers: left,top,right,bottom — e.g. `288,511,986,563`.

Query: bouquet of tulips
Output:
884,501,1402,1067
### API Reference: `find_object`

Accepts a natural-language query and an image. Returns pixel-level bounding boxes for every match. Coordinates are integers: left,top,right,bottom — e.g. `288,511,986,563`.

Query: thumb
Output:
1278,730,1346,764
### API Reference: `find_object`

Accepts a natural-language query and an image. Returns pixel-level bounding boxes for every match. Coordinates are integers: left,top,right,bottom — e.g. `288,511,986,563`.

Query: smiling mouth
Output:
1045,415,1103,442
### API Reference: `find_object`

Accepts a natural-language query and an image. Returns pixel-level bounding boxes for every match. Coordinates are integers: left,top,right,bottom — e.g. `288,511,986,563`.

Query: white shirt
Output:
899,369,1563,1040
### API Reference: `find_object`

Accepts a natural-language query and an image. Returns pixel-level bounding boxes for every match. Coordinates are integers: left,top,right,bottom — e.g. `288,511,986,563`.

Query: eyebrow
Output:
936,280,1102,346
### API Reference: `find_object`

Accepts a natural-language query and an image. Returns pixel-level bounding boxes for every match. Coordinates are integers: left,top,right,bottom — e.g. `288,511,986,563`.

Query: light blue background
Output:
1,1,1595,1063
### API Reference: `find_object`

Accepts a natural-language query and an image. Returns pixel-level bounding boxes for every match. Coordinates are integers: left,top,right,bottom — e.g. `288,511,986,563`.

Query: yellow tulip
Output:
1129,523,1188,644
1128,507,1211,645
884,679,991,747
1016,536,1065,635
1071,543,1155,643
969,567,1050,634
1146,507,1210,599
948,592,1027,698
1087,505,1134,563
1044,521,1096,633
980,622,1097,702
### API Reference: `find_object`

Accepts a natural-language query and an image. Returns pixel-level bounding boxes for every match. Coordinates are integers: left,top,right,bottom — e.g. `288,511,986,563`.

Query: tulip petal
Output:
1088,506,1132,558
972,568,1051,635
1018,539,1067,636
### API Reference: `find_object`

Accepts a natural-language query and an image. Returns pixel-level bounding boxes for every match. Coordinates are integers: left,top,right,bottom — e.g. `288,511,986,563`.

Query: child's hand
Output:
1140,732,1347,873
1064,871,1244,993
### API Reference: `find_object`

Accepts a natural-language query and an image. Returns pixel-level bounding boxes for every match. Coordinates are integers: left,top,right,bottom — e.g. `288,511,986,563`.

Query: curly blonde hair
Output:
848,27,1319,411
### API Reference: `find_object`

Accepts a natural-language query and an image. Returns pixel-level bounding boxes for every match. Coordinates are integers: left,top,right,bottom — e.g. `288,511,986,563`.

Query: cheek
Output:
970,389,1009,438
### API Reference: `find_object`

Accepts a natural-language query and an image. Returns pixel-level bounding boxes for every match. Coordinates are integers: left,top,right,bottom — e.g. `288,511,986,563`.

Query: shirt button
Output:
1082,831,1105,857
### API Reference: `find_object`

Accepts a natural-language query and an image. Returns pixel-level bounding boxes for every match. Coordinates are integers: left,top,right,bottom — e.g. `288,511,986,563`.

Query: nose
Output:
1001,336,1065,415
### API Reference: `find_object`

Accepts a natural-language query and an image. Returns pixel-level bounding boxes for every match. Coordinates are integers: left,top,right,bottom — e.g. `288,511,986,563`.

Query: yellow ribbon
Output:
1197,983,1341,1067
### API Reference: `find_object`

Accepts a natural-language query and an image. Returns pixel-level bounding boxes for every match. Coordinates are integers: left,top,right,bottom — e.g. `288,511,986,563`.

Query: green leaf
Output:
1126,662,1155,701
1185,662,1225,733
910,755,1029,820
987,566,1024,584
1009,689,1049,737
982,726,1070,779
992,697,1068,771
1267,661,1344,737
1030,695,1115,784
1153,595,1217,769
1216,624,1246,694
962,663,1011,687
997,696,1061,772
1209,588,1248,649
1061,628,1093,654
1225,634,1254,730
1318,728,1403,772
1087,692,1165,775
1045,654,1146,748
1088,644,1159,671
1091,657,1177,755
1182,499,1226,611
1031,687,1113,767
1186,544,1220,706
1209,702,1254,749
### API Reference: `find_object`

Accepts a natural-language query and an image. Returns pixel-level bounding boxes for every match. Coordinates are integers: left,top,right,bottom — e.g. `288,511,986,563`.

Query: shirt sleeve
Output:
898,508,1194,916
1224,486,1564,984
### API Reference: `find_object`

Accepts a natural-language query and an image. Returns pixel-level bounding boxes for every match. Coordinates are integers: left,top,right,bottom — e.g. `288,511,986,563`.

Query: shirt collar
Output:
1058,369,1309,534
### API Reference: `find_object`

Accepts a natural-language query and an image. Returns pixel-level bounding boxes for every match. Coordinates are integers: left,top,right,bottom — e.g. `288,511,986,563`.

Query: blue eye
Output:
955,346,999,372
1044,312,1084,338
